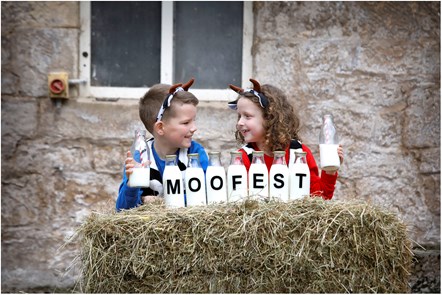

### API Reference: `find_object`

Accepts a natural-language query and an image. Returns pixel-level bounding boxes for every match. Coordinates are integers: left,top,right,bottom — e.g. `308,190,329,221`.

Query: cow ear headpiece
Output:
227,78,269,110
156,78,195,121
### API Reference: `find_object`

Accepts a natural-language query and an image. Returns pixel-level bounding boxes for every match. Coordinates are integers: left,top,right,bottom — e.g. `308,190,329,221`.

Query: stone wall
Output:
253,1,440,243
1,1,440,292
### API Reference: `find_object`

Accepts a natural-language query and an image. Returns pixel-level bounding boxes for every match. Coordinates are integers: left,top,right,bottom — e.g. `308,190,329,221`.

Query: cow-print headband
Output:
228,78,269,110
156,78,195,122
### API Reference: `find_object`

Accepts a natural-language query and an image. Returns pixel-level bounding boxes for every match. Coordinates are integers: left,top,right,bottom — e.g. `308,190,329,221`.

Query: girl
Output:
228,78,344,200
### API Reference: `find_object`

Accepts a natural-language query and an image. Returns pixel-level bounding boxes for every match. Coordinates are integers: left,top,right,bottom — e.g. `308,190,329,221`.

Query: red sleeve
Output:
302,144,338,200
239,148,251,172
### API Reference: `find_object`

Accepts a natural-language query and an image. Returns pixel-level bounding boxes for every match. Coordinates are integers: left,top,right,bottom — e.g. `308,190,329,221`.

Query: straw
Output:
74,197,413,293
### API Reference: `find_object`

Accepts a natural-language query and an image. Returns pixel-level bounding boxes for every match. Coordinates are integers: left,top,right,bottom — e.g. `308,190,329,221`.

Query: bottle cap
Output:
294,150,307,156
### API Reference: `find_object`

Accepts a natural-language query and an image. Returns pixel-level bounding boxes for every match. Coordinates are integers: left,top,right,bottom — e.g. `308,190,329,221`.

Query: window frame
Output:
79,1,253,101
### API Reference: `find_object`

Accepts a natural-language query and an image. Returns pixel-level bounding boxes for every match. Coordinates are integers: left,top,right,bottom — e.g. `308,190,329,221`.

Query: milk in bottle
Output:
185,153,206,206
163,155,185,208
248,151,269,199
128,129,150,188
269,151,289,201
319,114,340,172
227,151,248,202
206,152,227,204
289,150,310,200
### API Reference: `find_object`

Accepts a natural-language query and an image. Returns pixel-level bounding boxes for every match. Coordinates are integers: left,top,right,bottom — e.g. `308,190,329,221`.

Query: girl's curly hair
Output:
235,84,301,153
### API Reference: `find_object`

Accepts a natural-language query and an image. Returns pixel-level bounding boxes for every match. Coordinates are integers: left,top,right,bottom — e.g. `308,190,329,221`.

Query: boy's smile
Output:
161,103,198,150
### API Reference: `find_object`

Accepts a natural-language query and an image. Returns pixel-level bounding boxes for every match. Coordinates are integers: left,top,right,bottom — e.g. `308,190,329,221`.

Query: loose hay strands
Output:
76,197,413,293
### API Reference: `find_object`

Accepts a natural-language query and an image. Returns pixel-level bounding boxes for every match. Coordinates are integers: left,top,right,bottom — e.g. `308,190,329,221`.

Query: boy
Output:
116,78,209,211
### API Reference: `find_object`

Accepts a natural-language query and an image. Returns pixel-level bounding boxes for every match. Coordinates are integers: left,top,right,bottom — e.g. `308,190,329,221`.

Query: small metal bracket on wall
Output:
68,78,88,86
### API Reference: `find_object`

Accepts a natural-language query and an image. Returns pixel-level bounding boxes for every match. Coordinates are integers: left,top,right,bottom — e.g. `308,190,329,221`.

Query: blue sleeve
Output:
190,141,209,172
115,155,143,211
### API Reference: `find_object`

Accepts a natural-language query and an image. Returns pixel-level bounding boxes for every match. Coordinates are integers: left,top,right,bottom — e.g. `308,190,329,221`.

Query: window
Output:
79,1,253,101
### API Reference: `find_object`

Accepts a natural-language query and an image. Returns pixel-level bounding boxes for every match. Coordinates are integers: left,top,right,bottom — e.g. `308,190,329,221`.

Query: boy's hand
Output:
125,150,136,179
125,150,151,180
142,195,161,204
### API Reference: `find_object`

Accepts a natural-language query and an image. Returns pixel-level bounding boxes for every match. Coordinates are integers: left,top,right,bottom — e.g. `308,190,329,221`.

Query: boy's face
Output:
236,97,265,145
161,103,198,149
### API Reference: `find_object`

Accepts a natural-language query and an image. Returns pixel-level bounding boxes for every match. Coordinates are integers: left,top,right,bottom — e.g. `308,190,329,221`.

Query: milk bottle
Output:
226,151,248,202
319,114,340,172
269,150,289,201
128,129,150,188
206,152,227,204
185,153,206,206
289,150,310,200
163,155,185,208
248,151,269,199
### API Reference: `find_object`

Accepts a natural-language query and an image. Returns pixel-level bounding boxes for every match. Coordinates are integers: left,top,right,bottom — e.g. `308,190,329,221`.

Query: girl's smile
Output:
236,98,265,146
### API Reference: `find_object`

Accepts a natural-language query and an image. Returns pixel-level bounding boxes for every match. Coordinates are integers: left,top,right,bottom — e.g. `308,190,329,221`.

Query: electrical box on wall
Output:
48,72,69,99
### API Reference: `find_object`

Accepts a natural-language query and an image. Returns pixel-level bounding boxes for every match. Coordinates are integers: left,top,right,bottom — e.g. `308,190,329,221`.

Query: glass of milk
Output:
319,114,340,172
206,152,227,204
248,151,269,199
227,151,248,202
289,150,310,200
128,129,150,188
269,151,289,201
185,153,206,206
163,155,185,208
129,166,150,188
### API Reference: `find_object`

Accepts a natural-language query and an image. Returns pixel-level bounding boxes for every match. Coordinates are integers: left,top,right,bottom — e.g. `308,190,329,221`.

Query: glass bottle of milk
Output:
227,151,248,202
269,150,289,201
248,151,269,199
319,114,340,172
185,153,207,207
163,155,185,208
289,150,310,200
206,152,227,204
128,129,150,188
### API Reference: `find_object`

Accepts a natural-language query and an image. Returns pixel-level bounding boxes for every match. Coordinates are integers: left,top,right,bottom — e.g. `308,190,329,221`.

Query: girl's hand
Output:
325,144,344,175
337,144,344,165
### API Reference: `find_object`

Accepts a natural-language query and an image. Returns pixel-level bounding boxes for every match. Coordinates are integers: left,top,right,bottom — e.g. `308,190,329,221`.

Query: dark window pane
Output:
91,1,161,87
174,2,243,89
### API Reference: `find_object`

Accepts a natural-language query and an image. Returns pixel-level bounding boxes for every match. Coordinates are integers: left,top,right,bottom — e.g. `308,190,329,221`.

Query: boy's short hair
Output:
139,84,199,134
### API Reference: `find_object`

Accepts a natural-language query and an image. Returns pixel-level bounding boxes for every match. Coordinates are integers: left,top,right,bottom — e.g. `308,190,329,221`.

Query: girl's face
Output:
236,97,265,145
162,103,197,149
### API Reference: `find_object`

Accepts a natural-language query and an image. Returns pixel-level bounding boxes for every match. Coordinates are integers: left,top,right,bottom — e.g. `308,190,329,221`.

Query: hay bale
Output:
76,197,413,293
